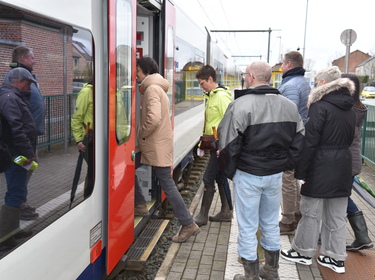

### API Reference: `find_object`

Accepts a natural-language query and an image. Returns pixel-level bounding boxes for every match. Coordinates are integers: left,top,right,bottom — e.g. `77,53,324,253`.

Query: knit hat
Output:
7,67,37,83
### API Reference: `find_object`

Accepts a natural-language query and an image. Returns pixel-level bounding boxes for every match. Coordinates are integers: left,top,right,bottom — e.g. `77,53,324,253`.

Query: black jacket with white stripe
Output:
218,84,305,179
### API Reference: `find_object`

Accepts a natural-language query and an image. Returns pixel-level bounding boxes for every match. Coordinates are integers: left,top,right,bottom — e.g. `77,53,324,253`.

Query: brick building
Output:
332,49,371,74
0,6,75,96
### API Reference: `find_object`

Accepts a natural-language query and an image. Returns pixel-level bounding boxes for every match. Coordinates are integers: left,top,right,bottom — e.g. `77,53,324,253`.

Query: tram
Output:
0,0,240,279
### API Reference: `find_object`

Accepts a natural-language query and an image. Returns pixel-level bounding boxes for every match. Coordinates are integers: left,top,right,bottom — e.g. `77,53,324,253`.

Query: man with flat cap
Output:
0,67,37,249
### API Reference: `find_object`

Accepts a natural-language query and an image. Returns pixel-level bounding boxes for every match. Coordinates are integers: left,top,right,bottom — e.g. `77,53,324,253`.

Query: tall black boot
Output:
209,184,232,222
0,205,20,248
347,211,373,251
0,205,32,249
234,258,260,280
259,249,280,280
194,187,214,226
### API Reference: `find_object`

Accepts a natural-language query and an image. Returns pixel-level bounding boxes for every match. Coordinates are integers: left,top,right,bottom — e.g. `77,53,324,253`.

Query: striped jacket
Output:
218,84,305,179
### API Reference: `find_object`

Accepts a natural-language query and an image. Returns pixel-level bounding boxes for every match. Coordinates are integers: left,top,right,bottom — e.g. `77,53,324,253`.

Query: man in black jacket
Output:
281,66,356,274
218,61,305,280
0,67,37,249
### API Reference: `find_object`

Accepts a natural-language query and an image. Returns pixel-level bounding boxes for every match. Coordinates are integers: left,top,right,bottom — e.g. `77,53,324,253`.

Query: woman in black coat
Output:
281,66,356,274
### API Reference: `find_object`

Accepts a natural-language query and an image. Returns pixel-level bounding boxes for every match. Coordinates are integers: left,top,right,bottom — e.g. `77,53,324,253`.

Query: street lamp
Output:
277,36,282,62
303,0,309,62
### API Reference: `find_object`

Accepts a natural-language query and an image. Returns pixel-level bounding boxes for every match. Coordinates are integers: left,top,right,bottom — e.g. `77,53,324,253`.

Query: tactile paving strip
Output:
317,249,375,280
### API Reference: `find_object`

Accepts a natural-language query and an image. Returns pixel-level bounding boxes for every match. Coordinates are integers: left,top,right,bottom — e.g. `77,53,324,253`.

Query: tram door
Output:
107,0,137,275
106,0,176,275
134,0,176,207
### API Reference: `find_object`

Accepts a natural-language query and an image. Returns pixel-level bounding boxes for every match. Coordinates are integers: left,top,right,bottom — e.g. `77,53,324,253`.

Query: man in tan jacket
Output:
136,57,200,243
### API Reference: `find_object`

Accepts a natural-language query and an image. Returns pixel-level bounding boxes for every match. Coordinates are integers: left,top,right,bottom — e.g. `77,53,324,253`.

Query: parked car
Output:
361,86,375,98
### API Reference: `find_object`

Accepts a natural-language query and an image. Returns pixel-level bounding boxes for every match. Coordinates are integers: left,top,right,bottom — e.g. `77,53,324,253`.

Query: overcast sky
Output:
173,0,375,72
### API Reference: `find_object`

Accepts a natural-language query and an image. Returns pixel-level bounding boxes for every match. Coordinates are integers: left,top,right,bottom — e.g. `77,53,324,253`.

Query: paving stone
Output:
170,262,185,273
182,268,197,279
185,258,200,269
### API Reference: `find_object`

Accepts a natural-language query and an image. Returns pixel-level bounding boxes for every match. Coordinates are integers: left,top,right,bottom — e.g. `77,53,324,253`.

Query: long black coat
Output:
295,78,356,198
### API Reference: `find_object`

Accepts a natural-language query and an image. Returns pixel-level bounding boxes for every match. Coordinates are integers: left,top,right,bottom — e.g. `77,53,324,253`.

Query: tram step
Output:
124,219,169,271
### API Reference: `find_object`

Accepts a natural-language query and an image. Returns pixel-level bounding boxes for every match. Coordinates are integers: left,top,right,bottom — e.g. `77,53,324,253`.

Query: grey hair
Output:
315,66,341,83
249,61,272,83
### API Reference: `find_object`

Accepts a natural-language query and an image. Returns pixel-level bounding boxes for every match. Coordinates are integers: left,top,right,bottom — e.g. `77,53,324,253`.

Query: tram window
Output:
174,37,205,116
0,3,93,257
115,0,132,145
166,25,174,117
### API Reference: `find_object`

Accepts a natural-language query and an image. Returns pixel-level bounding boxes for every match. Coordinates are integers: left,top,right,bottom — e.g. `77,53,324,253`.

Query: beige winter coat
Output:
137,73,173,167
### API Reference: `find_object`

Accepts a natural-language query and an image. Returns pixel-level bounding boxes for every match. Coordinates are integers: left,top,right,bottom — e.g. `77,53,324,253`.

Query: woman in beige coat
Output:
136,57,200,243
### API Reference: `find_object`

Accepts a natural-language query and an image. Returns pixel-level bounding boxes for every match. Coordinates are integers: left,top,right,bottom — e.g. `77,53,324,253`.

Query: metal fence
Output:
37,94,77,151
37,96,375,164
362,104,375,165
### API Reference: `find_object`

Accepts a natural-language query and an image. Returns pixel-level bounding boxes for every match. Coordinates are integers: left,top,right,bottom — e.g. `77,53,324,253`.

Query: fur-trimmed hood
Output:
307,77,355,108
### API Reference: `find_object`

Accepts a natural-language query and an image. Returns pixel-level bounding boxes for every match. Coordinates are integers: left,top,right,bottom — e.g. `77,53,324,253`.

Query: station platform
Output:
1,144,374,279
156,163,375,280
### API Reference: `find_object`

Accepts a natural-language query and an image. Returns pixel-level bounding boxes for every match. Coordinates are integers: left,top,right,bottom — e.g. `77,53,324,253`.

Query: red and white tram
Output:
0,0,240,279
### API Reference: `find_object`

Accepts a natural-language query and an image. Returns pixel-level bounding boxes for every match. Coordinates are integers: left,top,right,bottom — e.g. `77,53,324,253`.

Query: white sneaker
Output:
281,249,312,265
317,256,345,273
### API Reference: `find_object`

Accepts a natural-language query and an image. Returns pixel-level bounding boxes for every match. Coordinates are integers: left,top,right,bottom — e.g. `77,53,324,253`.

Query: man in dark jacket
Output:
6,46,45,136
281,66,356,274
0,67,37,248
278,51,311,234
5,46,45,220
218,61,305,279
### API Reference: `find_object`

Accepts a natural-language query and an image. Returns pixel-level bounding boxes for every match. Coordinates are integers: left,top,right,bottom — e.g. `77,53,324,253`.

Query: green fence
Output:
37,94,77,151
362,104,375,165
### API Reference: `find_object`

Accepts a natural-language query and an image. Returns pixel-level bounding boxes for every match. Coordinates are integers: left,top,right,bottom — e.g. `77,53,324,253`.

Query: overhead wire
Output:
197,0,240,60
219,0,241,56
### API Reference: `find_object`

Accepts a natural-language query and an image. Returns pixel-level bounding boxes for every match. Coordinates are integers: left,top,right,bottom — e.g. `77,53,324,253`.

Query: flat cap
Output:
8,67,37,83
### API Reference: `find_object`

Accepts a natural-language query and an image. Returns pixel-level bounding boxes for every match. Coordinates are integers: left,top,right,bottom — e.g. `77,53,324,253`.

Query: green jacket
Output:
71,83,93,143
116,87,130,144
203,86,232,135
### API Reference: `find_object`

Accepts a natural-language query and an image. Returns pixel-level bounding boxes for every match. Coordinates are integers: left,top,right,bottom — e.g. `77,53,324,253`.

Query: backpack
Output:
0,114,12,172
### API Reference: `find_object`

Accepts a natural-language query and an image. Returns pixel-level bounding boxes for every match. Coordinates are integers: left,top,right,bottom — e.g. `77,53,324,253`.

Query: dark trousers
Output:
135,176,147,205
154,166,193,226
203,150,229,190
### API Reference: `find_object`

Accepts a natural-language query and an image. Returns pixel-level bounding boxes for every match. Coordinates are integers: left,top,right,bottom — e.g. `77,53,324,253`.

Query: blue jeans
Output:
233,170,282,261
347,177,359,214
4,162,28,208
347,196,359,214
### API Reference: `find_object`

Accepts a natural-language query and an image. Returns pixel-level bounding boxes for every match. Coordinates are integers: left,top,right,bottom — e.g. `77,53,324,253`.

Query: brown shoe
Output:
279,221,295,235
134,203,149,216
172,222,201,243
20,202,36,212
